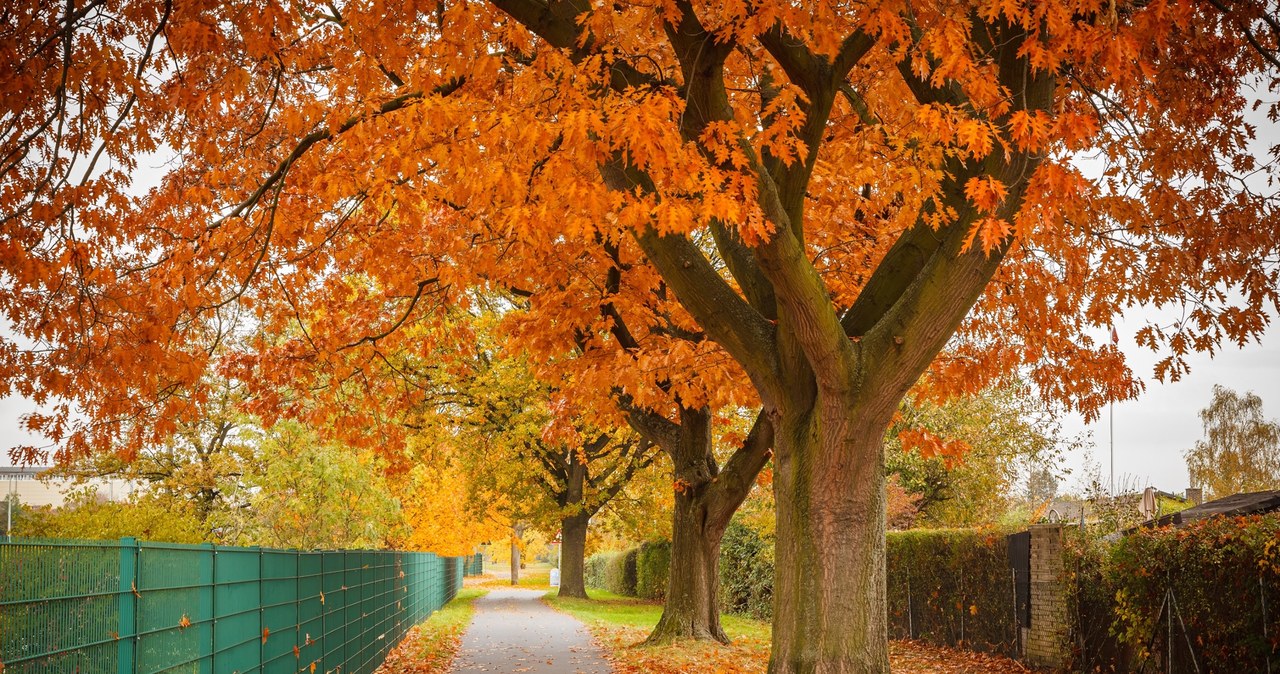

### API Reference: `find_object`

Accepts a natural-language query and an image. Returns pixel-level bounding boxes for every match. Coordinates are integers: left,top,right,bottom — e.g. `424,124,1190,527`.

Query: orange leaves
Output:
963,177,1008,212
897,427,970,461
178,614,192,629
1005,110,1052,152
262,627,270,644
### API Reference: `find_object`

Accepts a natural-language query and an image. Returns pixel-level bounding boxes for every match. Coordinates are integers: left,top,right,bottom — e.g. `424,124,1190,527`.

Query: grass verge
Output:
374,588,486,674
474,565,552,590
544,589,769,673
545,590,1033,673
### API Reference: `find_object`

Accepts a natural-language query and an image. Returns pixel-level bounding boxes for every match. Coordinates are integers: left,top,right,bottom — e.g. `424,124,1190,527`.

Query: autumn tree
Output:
887,385,1073,526
446,331,659,598
1185,385,1280,499
43,377,253,526
4,0,1279,671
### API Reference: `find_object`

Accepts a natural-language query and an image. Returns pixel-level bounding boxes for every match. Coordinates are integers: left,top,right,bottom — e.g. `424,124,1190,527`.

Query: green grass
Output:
544,589,771,640
543,589,772,673
377,588,487,673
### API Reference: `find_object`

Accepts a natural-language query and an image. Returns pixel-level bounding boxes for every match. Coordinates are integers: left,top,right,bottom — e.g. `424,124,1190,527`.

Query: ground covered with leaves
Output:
546,591,1032,673
374,588,487,674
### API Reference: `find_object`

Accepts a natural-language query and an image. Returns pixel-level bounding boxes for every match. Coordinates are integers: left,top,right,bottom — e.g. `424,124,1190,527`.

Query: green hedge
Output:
607,548,638,596
584,549,640,597
584,551,612,591
1098,515,1280,673
719,522,774,619
635,541,671,600
885,529,1017,657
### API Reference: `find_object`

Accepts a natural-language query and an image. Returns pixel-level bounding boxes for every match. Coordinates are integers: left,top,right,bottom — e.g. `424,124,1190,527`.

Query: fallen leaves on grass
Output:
583,623,1029,674
374,623,464,674
373,588,485,674
890,640,1032,673
585,625,767,674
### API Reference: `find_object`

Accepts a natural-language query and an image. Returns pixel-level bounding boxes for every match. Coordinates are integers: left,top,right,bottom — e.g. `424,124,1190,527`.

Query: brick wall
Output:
1026,524,1067,667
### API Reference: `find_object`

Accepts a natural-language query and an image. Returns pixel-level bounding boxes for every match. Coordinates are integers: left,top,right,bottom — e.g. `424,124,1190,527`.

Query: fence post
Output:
118,537,139,674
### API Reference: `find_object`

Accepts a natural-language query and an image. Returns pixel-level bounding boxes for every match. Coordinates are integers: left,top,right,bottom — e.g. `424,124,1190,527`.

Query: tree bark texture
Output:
769,408,889,674
628,407,773,644
646,488,730,643
558,513,590,599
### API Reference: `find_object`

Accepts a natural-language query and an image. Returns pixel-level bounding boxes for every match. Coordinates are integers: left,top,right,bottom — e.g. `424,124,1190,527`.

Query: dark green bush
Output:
885,528,1017,657
584,551,613,590
719,521,774,619
603,547,638,596
635,540,671,600
1063,529,1131,672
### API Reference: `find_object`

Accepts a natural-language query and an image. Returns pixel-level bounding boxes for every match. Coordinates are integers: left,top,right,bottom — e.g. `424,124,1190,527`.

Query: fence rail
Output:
0,537,463,674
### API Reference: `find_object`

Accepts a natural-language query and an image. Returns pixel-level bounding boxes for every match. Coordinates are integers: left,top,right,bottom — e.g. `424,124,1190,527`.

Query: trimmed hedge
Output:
719,522,774,619
587,548,640,596
885,529,1017,657
635,540,671,600
612,547,639,595
584,551,612,590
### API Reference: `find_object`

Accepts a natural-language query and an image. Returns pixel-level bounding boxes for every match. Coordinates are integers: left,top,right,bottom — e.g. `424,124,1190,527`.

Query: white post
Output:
1110,400,1115,497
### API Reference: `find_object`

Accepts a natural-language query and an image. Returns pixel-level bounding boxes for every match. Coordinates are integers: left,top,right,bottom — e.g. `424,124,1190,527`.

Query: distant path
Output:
448,587,613,674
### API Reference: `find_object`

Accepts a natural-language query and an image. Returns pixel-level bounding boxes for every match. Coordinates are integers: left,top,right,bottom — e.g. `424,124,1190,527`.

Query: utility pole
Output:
1109,325,1119,497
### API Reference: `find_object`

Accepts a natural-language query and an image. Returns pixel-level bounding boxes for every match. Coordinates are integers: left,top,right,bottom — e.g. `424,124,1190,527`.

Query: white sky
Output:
1059,310,1280,496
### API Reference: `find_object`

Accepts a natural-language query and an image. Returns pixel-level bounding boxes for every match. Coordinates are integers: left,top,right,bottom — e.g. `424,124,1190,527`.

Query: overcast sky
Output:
1058,310,1280,497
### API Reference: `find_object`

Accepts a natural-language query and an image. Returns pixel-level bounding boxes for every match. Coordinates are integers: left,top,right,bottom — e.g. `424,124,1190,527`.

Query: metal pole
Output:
1110,400,1115,497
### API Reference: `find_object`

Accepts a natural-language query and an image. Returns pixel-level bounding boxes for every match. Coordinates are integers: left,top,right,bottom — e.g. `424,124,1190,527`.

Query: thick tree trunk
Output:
769,409,889,674
646,490,729,643
558,514,589,599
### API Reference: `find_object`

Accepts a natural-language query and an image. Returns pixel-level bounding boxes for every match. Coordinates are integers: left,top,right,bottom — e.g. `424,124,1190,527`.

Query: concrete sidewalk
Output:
448,588,613,674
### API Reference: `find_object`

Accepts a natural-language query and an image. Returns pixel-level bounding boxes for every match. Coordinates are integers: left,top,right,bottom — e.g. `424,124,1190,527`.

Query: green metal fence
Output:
0,537,463,674
462,553,483,577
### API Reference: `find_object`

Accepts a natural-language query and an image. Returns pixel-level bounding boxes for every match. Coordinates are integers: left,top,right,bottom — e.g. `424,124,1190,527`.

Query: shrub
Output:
1063,529,1130,672
635,540,671,600
1104,515,1280,673
719,521,774,619
603,547,639,596
884,528,1017,657
584,552,613,590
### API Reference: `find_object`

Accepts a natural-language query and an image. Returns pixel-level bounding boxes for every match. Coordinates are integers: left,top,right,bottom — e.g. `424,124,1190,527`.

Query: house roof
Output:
1136,490,1280,530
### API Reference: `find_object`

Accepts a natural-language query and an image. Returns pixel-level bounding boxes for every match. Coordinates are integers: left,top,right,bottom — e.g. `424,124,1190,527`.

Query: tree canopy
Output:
3,0,1278,669
1185,385,1280,499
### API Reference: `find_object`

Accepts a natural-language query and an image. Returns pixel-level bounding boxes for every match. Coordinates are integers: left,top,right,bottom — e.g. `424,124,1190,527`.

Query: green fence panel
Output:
137,542,212,674
0,538,122,674
213,545,260,674
0,538,463,674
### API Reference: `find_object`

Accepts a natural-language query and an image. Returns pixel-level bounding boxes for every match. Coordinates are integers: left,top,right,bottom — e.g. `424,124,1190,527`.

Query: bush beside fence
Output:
1078,515,1280,673
0,536,464,674
719,522,774,620
635,541,670,600
885,529,1018,657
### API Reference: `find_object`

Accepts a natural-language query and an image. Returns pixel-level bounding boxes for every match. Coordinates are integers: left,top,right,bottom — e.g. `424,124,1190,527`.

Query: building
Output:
2,465,139,508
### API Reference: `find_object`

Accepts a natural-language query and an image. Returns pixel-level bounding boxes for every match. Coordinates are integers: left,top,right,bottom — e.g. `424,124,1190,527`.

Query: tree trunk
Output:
769,408,889,674
510,523,524,586
646,489,729,643
558,513,589,599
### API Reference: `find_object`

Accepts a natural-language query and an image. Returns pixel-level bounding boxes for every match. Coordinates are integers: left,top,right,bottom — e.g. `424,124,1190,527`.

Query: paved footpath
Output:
448,588,614,674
